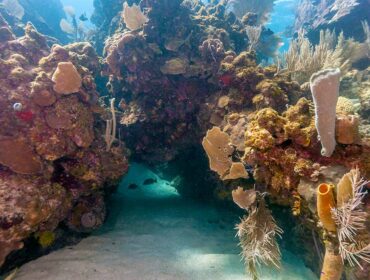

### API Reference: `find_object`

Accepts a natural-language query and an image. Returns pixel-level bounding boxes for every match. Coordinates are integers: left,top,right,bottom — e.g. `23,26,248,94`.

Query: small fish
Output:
143,178,157,185
79,13,88,22
128,183,138,190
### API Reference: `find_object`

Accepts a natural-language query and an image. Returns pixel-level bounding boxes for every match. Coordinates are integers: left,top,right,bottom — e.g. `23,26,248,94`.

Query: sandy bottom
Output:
14,163,317,280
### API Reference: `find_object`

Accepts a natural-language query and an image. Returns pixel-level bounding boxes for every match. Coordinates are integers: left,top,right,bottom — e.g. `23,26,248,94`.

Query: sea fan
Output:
60,19,75,34
63,5,76,17
331,169,370,268
236,199,283,279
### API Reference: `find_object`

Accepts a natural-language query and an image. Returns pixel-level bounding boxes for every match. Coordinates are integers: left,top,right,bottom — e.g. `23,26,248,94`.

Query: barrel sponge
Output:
320,248,343,280
317,183,337,232
310,68,341,157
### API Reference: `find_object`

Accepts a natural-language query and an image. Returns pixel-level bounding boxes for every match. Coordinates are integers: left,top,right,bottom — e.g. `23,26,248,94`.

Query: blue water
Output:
267,0,298,52
60,0,94,27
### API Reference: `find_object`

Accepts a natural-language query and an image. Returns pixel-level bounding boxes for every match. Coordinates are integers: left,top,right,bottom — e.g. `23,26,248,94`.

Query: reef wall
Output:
0,16,128,268
294,0,370,43
98,1,370,276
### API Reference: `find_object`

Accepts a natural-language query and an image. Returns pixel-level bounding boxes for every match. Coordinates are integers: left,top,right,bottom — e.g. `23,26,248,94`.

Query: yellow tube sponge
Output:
320,248,343,280
317,183,336,232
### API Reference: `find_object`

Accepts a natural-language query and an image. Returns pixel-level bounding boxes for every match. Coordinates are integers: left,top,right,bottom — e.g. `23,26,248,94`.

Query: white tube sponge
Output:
310,68,341,157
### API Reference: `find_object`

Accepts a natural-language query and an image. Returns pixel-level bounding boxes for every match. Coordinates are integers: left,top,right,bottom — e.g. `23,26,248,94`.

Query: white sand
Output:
14,163,318,280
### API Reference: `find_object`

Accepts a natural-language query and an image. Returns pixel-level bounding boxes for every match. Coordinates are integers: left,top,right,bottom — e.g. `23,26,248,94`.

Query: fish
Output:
143,178,157,185
79,13,88,22
128,183,138,189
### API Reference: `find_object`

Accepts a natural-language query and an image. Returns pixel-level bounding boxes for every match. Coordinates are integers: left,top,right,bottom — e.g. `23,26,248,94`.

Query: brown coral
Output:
335,115,360,145
0,138,42,174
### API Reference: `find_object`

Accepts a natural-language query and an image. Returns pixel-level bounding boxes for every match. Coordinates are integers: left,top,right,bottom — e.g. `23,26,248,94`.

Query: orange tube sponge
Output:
320,248,343,280
317,183,336,232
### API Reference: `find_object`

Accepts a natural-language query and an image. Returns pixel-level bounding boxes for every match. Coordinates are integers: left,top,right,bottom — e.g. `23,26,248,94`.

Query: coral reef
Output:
202,53,369,276
102,0,265,162
294,0,370,43
0,18,128,266
0,0,368,279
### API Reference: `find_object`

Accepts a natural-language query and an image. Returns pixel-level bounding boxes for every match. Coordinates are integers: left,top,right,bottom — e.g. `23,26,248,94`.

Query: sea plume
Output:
234,190,283,279
60,18,75,34
331,168,370,267
63,5,75,17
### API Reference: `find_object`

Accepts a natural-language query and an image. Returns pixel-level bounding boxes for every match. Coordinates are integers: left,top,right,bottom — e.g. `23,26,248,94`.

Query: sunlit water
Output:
13,164,317,280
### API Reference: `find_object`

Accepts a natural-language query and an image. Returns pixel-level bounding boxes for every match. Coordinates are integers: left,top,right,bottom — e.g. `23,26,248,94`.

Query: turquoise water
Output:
60,0,94,27
267,0,297,52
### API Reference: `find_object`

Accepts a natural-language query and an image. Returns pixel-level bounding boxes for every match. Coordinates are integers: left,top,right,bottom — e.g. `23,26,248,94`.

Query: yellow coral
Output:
336,96,355,115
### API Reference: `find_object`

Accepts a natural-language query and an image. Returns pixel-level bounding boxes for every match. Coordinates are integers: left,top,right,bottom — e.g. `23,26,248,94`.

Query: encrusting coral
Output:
0,17,128,266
